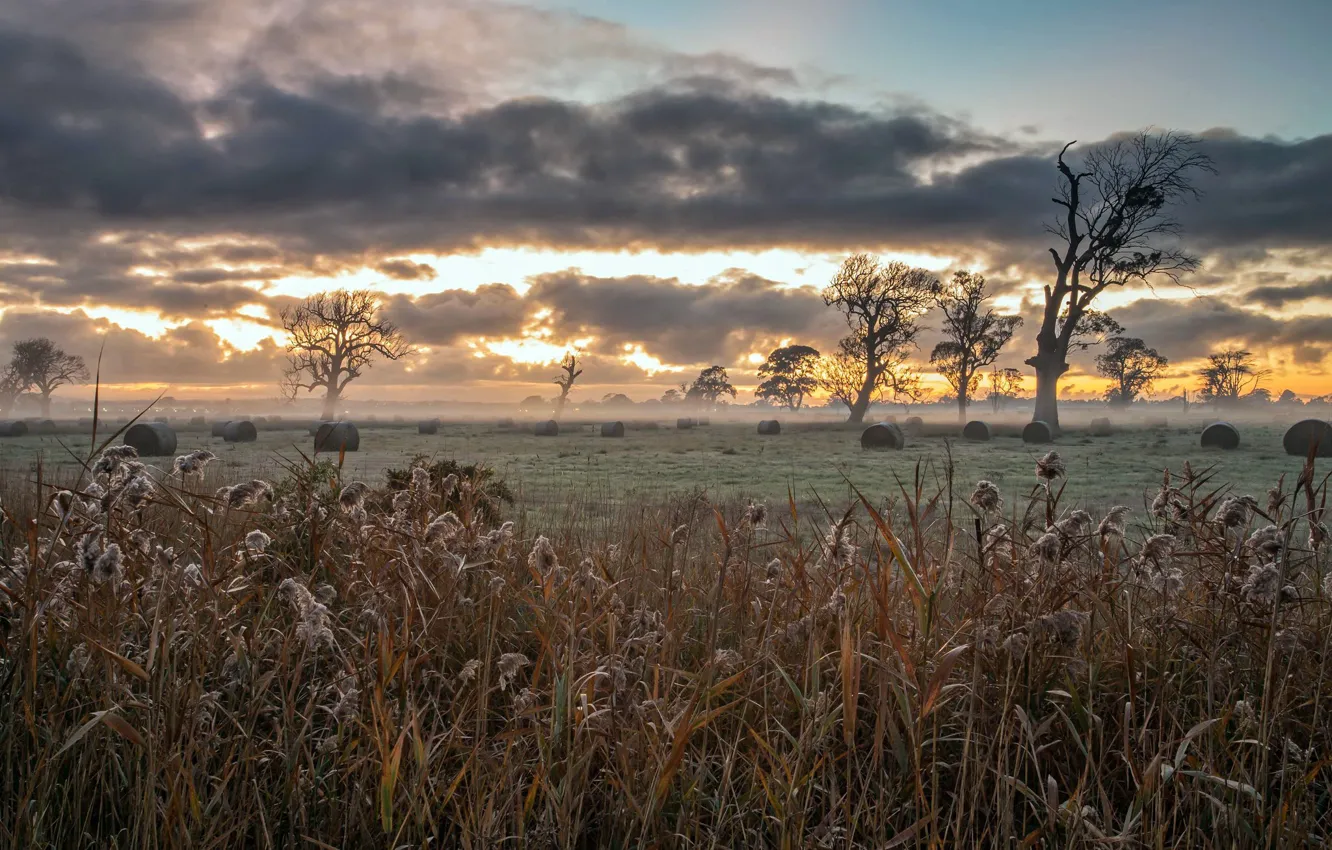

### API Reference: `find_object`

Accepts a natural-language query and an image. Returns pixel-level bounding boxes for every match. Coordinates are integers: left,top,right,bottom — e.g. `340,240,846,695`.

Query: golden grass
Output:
1,438,1330,847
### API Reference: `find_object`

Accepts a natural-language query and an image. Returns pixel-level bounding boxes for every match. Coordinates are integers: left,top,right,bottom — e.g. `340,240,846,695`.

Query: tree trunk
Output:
321,387,340,420
1027,351,1068,431
39,393,52,418
957,385,968,423
847,382,873,424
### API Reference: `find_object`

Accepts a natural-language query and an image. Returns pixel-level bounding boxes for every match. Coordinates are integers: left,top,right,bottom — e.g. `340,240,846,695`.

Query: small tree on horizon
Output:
929,272,1021,422
1095,336,1169,406
823,254,937,423
1198,349,1268,406
755,344,821,411
552,353,583,419
987,366,1025,413
686,366,737,409
280,289,415,420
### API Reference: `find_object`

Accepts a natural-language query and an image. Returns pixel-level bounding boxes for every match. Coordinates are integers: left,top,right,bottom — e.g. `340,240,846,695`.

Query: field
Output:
2,411,1330,846
0,414,1309,518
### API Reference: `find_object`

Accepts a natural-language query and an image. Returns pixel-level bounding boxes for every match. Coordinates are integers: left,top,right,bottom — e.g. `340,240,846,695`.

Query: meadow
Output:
0,413,1309,521
1,411,1329,847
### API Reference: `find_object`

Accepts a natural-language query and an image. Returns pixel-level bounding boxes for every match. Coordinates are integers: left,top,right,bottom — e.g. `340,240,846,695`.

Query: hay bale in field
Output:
314,421,360,453
211,421,230,437
533,420,559,437
632,420,660,431
860,422,905,451
757,420,781,435
125,422,177,456
677,417,695,430
222,420,258,443
600,421,625,437
23,419,56,435
253,416,268,426
696,416,710,426
0,420,29,438
189,415,207,427
1282,419,1332,457
903,415,924,436
497,417,515,429
962,420,992,442
1200,422,1240,451
418,418,441,435
1023,421,1054,444
1089,417,1113,437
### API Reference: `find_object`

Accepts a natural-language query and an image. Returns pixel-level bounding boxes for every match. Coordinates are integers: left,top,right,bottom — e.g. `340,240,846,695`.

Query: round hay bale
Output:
1089,417,1113,437
962,420,992,442
23,419,56,435
253,416,268,426
1200,421,1241,451
418,418,441,435
1282,419,1332,457
696,416,710,426
125,422,177,456
222,420,258,443
903,415,924,436
314,421,360,453
307,422,323,436
211,421,230,437
676,417,695,430
0,420,29,438
189,415,207,427
1022,421,1054,444
497,417,515,429
757,419,781,435
860,422,905,451
533,420,559,437
600,421,625,438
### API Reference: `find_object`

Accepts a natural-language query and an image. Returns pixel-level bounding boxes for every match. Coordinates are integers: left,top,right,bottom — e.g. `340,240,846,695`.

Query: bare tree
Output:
929,272,1021,422
819,339,921,417
823,254,937,423
1095,337,1168,406
1029,132,1213,430
987,366,1024,413
10,338,89,417
280,290,415,420
1198,349,1268,406
552,353,583,419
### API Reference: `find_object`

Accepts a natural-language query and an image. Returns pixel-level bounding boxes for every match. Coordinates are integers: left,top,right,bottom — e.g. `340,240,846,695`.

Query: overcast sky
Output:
0,0,1328,403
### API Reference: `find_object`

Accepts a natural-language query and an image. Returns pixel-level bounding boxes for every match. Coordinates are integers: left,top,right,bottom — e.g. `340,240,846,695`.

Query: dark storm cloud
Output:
381,284,527,345
526,272,846,364
1245,276,1332,309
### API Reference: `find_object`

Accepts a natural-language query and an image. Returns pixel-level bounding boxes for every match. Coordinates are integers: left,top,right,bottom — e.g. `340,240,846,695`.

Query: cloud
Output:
382,284,526,345
1245,276,1332,308
377,259,437,280
526,271,846,365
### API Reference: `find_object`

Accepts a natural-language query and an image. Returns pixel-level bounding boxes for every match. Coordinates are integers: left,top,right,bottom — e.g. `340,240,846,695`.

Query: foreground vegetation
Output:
1,435,1330,847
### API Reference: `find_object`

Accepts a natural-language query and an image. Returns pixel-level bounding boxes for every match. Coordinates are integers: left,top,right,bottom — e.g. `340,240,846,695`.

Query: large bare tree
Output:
929,272,1021,422
819,339,921,416
11,338,88,417
552,353,583,419
280,290,415,420
823,254,937,423
1029,131,1213,430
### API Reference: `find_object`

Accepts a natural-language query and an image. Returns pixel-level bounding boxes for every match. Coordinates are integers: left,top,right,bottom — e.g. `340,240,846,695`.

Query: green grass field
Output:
0,416,1305,516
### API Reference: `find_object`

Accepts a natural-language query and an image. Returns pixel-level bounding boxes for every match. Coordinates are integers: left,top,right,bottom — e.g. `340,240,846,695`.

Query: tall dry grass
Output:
1,437,1330,848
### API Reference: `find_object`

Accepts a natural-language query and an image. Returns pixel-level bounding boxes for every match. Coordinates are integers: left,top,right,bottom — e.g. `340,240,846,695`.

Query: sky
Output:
0,0,1329,406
